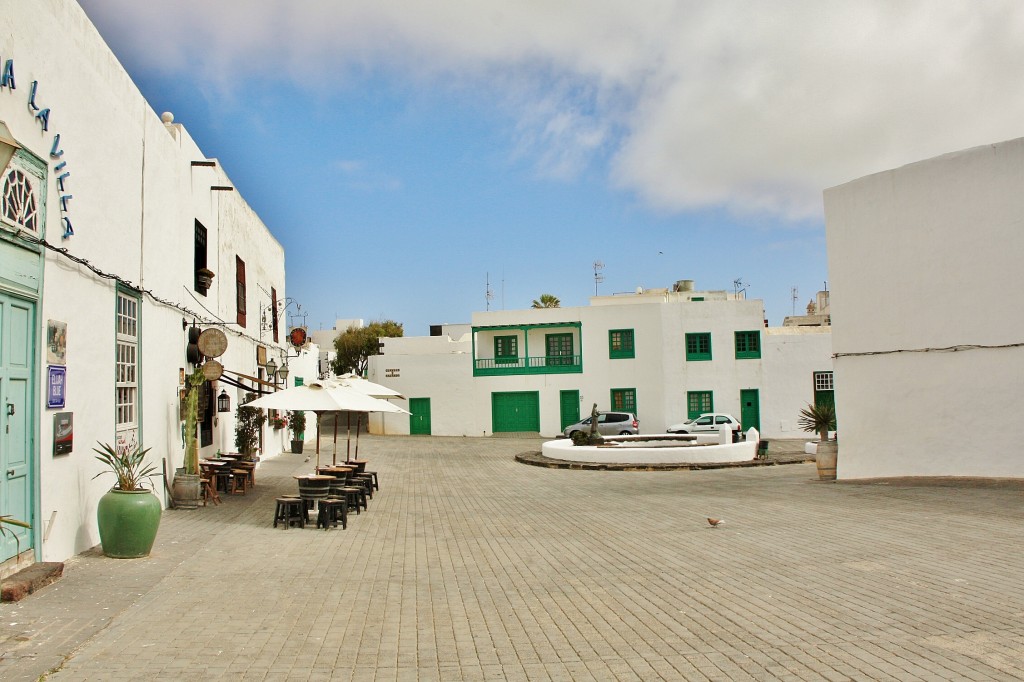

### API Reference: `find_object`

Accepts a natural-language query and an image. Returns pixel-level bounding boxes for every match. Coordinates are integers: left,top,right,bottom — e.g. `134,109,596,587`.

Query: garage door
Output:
491,391,540,433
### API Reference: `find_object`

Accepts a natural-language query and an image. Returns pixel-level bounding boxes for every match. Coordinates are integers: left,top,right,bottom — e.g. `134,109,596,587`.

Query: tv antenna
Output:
593,261,605,295
733,278,748,298
485,273,494,311
791,286,799,315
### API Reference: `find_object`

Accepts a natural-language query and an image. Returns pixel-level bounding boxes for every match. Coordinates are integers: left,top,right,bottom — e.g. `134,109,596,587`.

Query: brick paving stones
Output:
1,435,1023,681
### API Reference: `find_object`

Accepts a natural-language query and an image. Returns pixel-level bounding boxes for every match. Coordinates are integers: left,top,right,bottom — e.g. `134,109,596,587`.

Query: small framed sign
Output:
47,365,67,409
54,412,73,455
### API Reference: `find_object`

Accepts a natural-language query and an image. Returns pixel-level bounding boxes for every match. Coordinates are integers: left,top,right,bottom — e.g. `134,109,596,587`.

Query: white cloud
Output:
79,0,1024,221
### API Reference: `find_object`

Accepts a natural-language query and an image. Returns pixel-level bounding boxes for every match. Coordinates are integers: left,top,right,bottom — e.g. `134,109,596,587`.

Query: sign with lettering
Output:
47,365,66,409
385,368,400,378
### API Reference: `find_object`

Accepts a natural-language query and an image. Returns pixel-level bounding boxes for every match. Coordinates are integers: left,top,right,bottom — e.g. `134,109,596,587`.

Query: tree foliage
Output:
331,320,404,376
531,293,560,308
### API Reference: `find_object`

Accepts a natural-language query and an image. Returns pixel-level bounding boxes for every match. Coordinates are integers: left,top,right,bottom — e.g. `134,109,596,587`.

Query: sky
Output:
78,1,1024,336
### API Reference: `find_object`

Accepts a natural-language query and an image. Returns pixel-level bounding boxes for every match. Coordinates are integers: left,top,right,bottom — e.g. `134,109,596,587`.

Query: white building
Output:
368,282,833,439
0,1,295,568
825,136,1024,479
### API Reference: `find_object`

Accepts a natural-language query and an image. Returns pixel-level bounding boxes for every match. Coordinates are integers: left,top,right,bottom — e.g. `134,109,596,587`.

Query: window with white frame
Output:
116,290,140,446
814,371,834,391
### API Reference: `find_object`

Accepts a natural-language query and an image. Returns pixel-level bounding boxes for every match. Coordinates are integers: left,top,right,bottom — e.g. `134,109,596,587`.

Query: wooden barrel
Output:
815,442,838,480
296,475,332,507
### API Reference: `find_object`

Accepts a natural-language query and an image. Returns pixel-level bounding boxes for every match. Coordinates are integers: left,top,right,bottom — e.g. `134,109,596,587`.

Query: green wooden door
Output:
409,398,431,435
0,292,35,563
559,390,580,431
491,391,540,432
739,389,760,432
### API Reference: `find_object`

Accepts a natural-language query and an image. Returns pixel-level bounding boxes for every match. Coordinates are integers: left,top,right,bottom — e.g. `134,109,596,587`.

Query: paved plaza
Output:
2,435,1023,681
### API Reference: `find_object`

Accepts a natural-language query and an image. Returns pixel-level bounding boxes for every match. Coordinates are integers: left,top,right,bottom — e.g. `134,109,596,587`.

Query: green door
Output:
1,292,35,563
559,390,580,431
409,398,431,435
491,391,540,432
739,389,760,432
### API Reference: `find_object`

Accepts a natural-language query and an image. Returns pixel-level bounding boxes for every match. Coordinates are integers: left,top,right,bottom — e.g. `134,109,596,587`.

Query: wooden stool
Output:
338,485,367,513
363,470,379,491
316,498,348,530
350,474,374,499
200,477,220,506
234,461,256,487
273,497,304,528
230,469,248,495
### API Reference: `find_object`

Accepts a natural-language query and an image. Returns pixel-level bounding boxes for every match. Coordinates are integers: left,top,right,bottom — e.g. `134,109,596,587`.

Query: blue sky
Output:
78,1,1024,335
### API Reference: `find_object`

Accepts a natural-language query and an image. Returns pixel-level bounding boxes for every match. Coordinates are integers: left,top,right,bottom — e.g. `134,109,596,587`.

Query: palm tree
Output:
531,293,560,308
798,401,836,441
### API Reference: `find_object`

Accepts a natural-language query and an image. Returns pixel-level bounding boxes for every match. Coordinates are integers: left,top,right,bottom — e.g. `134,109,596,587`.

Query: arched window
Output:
2,168,38,231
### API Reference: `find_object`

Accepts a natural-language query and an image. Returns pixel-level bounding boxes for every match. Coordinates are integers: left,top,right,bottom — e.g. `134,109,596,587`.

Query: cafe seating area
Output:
195,450,383,532
283,460,381,531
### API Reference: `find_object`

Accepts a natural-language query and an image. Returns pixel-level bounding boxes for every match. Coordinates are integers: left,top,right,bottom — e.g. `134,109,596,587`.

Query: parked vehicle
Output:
666,413,741,434
563,412,639,437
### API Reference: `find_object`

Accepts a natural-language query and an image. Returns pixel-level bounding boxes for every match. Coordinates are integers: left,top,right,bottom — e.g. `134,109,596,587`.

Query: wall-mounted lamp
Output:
217,389,231,413
0,121,22,171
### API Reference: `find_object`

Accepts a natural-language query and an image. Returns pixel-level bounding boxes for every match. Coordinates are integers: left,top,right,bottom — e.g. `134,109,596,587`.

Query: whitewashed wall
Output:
825,137,1024,479
762,328,833,437
2,1,287,562
369,296,831,439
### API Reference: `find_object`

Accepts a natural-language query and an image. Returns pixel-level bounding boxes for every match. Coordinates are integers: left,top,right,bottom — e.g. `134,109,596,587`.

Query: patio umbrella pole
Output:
346,413,351,462
332,412,338,465
355,412,362,458
315,411,322,470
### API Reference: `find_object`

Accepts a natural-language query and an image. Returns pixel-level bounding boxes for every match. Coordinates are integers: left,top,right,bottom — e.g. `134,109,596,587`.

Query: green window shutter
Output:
687,391,713,419
494,335,518,363
685,332,712,361
608,329,635,359
610,388,637,413
734,330,761,359
545,333,574,366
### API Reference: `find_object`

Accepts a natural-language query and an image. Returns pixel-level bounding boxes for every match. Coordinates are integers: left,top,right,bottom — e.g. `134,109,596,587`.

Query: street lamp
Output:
217,389,231,413
277,363,290,386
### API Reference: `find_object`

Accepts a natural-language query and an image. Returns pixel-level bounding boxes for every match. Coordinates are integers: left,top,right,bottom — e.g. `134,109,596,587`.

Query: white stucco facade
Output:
825,137,1024,479
368,288,833,439
0,2,291,565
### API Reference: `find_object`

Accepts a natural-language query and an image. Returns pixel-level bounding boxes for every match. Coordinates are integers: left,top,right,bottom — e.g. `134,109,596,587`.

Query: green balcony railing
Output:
474,354,582,376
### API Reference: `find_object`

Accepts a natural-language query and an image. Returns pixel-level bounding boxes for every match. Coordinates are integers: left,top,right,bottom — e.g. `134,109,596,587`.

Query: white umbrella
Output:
327,374,406,454
333,373,405,399
245,382,407,467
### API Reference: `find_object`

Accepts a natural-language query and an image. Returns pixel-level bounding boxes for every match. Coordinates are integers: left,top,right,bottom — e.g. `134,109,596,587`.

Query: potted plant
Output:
195,267,215,292
270,414,288,430
235,393,266,459
93,442,162,558
289,409,307,454
172,366,206,509
798,401,837,480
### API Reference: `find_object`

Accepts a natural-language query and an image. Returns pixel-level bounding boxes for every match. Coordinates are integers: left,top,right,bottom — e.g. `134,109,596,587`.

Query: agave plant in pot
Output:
93,442,162,558
289,409,306,454
798,401,838,480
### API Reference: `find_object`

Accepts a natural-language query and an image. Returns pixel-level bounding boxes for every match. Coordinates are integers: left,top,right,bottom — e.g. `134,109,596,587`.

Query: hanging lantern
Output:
217,389,231,413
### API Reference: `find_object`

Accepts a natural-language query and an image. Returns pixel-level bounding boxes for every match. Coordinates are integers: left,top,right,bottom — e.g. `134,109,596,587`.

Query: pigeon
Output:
707,517,725,527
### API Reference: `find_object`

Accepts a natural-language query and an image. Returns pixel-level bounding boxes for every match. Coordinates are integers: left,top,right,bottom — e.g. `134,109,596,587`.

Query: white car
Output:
666,413,741,434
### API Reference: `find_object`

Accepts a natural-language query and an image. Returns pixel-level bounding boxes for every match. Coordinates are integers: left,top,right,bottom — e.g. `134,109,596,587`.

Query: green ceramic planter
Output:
96,488,162,558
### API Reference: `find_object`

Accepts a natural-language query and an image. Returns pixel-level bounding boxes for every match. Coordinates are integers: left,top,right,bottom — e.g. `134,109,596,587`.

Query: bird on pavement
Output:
707,517,725,527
